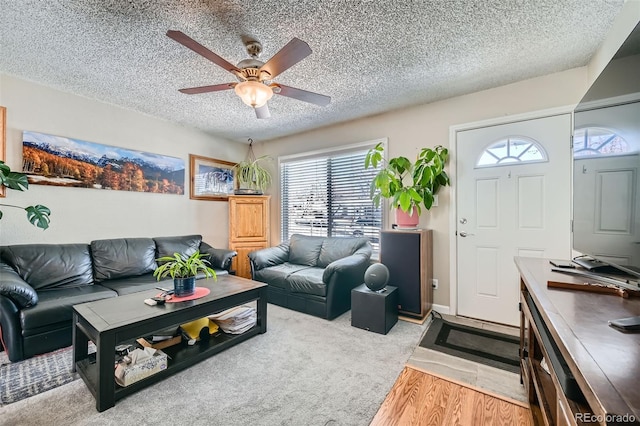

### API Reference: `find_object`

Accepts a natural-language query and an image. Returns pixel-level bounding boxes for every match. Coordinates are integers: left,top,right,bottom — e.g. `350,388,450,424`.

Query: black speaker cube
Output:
351,284,398,335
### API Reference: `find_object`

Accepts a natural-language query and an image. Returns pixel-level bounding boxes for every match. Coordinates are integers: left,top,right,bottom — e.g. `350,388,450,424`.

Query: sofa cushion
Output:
1,244,94,290
154,235,202,259
288,267,327,297
98,273,166,296
91,238,157,281
20,285,117,336
254,263,313,289
317,237,369,268
288,234,324,266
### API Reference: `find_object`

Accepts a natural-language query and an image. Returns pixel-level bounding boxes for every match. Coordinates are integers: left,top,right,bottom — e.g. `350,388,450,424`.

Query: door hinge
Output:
570,134,574,149
518,301,522,312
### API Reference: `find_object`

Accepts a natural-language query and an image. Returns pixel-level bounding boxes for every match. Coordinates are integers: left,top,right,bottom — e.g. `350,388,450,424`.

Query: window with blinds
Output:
280,144,383,252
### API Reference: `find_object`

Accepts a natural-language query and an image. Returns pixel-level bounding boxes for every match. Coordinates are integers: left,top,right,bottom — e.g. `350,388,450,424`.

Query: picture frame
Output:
0,106,6,198
23,131,185,194
189,154,236,201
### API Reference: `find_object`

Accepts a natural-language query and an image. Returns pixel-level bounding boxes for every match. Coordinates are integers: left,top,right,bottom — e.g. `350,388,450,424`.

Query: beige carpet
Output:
0,304,427,425
406,313,528,406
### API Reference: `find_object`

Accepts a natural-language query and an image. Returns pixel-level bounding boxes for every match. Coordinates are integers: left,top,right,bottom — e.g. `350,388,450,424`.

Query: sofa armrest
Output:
199,242,237,271
0,262,38,308
0,295,24,361
322,252,371,284
248,244,290,271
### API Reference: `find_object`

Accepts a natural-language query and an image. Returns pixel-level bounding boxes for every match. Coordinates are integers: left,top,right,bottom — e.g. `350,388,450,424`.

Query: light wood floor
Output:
370,366,533,426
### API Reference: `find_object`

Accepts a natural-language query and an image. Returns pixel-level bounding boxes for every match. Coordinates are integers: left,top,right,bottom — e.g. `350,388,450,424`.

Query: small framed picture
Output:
189,154,236,201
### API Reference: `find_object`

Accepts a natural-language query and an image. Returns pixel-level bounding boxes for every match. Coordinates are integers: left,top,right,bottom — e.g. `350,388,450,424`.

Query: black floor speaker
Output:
351,284,398,334
380,229,432,319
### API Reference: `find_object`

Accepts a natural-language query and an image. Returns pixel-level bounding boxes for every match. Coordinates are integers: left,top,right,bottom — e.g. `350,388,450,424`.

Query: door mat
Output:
419,317,520,374
0,344,91,405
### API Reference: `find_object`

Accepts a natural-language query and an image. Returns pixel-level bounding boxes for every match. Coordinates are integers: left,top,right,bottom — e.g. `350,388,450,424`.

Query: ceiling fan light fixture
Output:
234,80,273,108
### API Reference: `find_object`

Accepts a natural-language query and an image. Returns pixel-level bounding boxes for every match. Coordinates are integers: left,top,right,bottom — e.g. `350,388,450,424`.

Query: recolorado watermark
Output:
575,413,637,423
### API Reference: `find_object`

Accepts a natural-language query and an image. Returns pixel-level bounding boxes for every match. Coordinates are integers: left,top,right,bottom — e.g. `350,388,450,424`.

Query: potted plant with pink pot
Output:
364,142,450,228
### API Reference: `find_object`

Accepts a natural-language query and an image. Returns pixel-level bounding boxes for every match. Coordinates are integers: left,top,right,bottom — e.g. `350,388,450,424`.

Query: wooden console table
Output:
72,275,267,411
516,257,640,425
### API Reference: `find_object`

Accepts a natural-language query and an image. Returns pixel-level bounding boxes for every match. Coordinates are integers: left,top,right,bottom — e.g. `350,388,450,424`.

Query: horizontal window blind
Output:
281,147,382,252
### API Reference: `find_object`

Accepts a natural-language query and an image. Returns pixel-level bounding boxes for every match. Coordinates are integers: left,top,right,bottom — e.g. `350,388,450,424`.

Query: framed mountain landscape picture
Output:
22,131,185,194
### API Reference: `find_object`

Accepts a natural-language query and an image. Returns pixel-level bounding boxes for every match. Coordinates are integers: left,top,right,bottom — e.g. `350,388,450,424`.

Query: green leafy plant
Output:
233,155,272,193
364,143,450,215
153,250,217,280
0,160,51,229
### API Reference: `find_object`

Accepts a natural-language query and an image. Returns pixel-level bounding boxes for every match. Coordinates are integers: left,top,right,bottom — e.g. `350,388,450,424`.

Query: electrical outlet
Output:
431,278,438,290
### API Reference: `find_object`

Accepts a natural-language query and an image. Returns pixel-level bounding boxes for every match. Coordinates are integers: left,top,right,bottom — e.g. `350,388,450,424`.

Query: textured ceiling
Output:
0,0,627,143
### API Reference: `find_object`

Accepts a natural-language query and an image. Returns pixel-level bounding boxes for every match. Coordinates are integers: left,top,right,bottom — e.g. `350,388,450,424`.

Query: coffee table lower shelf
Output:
72,277,268,412
75,327,261,403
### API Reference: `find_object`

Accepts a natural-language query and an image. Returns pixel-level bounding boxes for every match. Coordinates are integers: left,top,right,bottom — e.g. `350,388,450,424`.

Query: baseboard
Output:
432,304,450,315
398,304,449,323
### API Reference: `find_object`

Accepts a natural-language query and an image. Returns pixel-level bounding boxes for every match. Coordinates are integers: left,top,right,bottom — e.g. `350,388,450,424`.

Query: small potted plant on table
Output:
153,251,216,297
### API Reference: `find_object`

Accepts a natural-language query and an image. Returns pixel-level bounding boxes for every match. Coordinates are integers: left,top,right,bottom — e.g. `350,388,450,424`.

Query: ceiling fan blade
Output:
167,30,240,75
275,84,331,107
255,104,271,119
178,83,235,94
260,38,311,79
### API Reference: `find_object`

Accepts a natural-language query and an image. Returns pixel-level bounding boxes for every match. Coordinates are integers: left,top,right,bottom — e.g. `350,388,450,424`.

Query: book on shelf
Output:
137,335,182,350
136,326,182,349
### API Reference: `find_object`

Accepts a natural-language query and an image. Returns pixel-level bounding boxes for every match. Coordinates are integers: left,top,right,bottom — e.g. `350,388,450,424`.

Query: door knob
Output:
459,218,467,224
459,231,474,237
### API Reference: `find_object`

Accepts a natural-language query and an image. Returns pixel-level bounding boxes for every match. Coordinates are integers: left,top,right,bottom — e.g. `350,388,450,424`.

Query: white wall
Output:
262,67,589,308
0,74,247,247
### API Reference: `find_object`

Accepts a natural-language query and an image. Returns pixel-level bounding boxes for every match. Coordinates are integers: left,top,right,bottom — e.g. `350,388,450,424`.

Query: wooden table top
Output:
515,257,640,420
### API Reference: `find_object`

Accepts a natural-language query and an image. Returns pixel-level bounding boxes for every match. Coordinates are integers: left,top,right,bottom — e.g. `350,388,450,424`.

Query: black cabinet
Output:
380,229,432,320
351,284,398,335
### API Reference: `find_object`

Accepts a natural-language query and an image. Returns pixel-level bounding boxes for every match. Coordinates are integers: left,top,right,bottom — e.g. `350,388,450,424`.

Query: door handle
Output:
459,231,474,237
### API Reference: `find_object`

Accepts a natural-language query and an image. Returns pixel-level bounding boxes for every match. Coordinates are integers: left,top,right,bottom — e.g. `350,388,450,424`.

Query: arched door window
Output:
476,136,548,168
573,127,630,157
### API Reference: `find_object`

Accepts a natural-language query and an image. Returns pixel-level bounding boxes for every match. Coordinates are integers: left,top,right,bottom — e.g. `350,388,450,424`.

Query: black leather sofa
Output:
248,234,372,320
0,234,236,362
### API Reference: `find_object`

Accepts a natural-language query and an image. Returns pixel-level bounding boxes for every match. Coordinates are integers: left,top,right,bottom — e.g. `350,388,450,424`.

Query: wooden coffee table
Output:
72,274,267,411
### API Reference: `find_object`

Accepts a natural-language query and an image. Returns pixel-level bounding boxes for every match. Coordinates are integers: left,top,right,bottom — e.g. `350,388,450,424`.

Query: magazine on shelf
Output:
208,305,257,334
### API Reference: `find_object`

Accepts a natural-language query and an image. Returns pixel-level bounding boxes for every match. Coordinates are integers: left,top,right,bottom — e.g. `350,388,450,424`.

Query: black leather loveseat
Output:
0,234,236,362
248,234,372,320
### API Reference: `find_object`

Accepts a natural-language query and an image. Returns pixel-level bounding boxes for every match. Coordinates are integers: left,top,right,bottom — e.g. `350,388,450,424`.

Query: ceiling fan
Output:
167,30,331,119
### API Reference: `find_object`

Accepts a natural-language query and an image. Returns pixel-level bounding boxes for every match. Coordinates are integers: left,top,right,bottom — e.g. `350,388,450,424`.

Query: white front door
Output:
456,114,572,325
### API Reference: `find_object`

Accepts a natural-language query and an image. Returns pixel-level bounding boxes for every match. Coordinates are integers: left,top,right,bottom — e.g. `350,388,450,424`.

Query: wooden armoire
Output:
228,195,270,279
